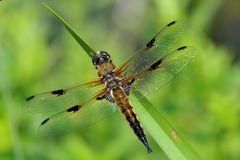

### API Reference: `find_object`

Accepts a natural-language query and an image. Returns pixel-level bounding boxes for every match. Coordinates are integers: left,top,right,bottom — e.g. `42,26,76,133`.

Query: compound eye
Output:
103,54,108,59
92,58,96,65
96,58,100,65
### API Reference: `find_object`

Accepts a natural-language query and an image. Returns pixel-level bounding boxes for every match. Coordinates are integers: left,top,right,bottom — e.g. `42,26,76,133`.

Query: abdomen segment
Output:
111,88,152,153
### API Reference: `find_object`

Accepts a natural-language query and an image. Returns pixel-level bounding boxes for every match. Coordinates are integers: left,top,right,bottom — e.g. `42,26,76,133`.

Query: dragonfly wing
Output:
125,46,197,99
37,89,116,136
116,20,185,76
24,80,103,113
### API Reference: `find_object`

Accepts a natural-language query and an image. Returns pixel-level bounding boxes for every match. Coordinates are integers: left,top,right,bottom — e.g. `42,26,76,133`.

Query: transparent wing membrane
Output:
128,46,197,98
24,80,103,113
37,90,116,136
116,20,185,76
25,20,196,139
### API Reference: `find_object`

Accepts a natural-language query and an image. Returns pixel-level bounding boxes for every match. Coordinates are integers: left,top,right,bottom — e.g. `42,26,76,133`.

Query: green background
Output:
0,0,240,160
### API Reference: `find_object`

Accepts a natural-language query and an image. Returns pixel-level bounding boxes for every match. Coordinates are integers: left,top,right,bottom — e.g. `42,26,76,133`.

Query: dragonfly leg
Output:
96,92,115,103
123,78,135,95
104,93,115,103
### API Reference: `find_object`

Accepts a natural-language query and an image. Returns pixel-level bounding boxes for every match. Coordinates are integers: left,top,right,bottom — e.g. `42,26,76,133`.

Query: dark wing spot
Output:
26,95,35,101
51,89,65,96
96,96,104,100
41,118,49,125
177,46,187,50
66,105,80,113
149,58,163,71
146,38,155,48
167,20,176,27
130,78,135,84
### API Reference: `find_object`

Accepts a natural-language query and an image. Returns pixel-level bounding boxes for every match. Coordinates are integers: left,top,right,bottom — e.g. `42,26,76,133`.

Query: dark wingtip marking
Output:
26,95,35,101
177,46,187,50
146,38,155,48
67,105,80,113
51,89,65,96
41,118,49,125
167,20,176,27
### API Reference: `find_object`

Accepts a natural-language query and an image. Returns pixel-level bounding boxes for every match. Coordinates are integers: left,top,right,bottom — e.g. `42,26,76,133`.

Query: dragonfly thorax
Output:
102,71,115,81
105,78,122,91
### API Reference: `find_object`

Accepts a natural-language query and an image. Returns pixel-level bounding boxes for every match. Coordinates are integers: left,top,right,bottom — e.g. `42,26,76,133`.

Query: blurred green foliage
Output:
0,0,240,160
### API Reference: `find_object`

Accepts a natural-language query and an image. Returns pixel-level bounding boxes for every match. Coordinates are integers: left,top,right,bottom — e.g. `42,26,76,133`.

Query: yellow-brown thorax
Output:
97,62,115,78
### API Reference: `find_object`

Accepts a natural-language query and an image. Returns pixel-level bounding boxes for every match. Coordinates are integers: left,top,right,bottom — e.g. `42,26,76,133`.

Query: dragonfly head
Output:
92,51,112,68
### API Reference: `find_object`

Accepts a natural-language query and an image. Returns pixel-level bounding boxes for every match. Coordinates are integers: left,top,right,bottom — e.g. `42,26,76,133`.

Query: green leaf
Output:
133,91,201,160
42,3,202,160
42,2,96,57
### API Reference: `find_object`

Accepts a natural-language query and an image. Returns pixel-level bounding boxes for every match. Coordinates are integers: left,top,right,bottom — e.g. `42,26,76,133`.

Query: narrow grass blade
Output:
133,90,201,160
42,3,201,160
42,2,96,57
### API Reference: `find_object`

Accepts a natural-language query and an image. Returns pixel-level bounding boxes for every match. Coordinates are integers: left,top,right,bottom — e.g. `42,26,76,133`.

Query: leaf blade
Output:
133,90,201,160
42,2,96,57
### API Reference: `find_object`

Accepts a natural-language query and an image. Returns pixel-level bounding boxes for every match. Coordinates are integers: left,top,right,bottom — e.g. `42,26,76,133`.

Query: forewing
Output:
125,46,197,98
36,89,116,136
116,20,185,76
24,80,103,113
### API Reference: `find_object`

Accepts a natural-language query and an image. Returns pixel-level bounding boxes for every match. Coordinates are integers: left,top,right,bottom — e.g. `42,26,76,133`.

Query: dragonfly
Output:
25,20,196,153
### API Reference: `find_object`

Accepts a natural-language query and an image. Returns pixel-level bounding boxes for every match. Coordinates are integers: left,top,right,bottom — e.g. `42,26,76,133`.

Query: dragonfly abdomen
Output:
126,107,152,153
111,87,152,153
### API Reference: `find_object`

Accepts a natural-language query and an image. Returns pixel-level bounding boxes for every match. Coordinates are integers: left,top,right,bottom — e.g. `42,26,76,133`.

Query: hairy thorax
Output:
98,63,122,91
97,63,115,77
96,60,131,103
